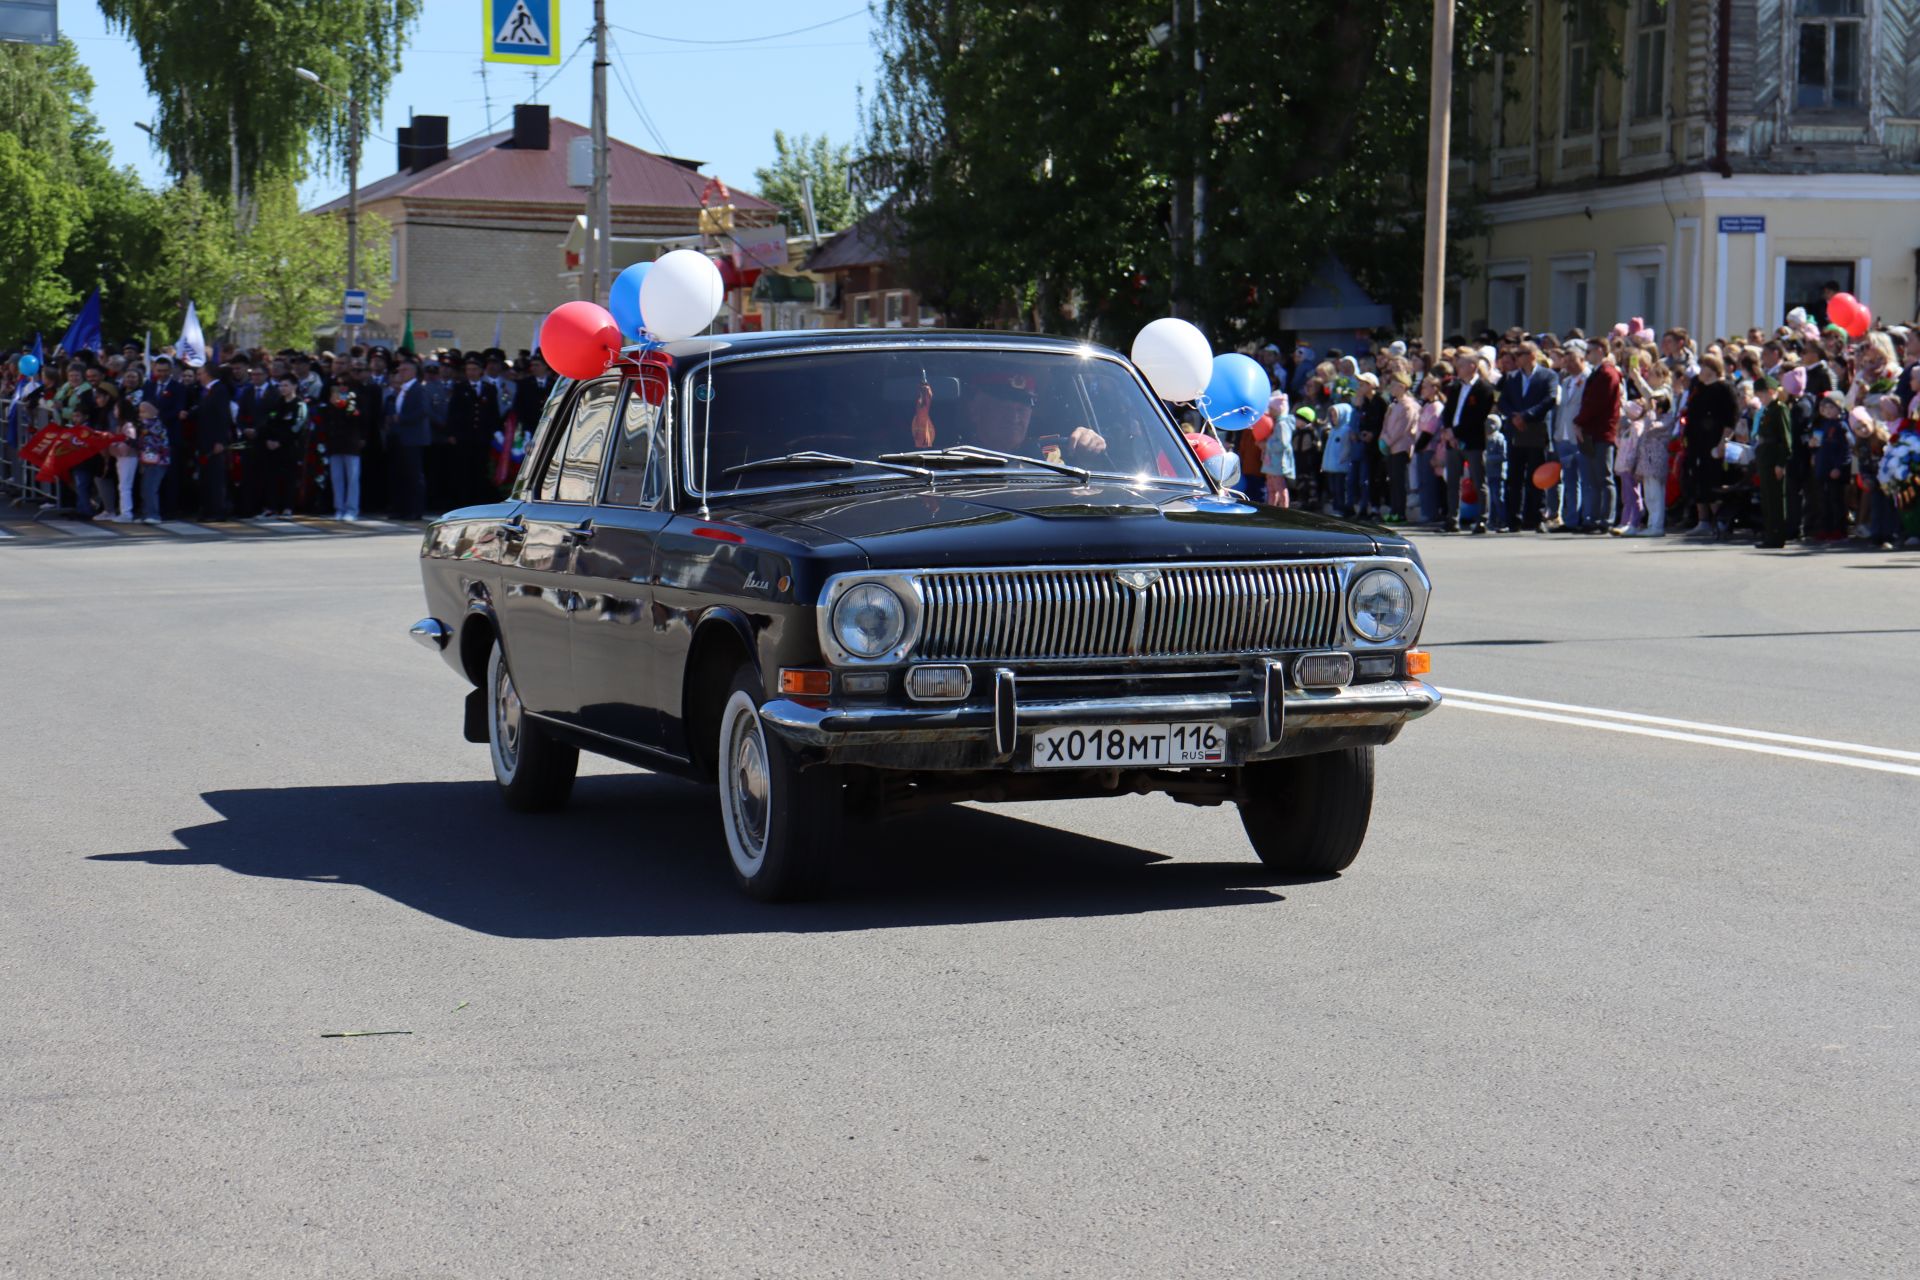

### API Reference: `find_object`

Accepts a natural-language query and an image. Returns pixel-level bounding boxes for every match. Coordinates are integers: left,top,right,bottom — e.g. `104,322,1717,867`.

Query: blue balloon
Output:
17,354,39,377
608,262,652,340
1201,352,1269,431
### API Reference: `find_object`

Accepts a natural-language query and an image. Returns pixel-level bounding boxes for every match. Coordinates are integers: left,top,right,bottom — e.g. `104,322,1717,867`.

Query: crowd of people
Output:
7,314,1920,553
1,340,561,524
1227,308,1920,550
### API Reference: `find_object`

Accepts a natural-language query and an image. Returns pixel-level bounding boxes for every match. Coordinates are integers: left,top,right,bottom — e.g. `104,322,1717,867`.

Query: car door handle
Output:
564,520,596,544
492,516,526,538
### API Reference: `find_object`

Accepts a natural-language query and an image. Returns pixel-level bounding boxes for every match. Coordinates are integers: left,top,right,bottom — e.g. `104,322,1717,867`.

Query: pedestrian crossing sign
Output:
485,0,559,65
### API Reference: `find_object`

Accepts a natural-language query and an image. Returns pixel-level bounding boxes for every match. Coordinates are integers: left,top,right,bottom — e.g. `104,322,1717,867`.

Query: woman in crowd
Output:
1380,370,1416,524
324,371,367,522
134,398,169,524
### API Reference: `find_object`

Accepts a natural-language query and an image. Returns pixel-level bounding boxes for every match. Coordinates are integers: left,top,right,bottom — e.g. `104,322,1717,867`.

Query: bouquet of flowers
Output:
1880,430,1920,508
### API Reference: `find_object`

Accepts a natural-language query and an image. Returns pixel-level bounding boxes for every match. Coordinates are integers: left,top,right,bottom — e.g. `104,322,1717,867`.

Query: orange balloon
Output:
1532,460,1561,490
1250,413,1274,442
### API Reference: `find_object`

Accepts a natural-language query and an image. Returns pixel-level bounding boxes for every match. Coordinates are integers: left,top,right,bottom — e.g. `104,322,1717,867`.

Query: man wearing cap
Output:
955,371,1106,461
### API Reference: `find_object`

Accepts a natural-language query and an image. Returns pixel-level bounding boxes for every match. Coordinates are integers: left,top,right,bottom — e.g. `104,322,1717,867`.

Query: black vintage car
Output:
412,330,1438,899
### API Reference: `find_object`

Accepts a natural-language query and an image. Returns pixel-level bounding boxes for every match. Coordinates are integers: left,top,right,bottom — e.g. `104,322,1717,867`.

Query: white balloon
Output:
1130,317,1212,402
639,249,726,342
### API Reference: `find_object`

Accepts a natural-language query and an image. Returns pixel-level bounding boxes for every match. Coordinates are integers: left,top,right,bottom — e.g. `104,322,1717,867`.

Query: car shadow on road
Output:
89,774,1298,937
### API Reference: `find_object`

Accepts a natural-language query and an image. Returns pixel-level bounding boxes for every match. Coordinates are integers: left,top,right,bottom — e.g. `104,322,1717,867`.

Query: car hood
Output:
730,479,1389,569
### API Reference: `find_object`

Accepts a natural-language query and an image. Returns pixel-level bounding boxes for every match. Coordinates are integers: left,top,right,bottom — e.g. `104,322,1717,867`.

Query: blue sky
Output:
61,0,879,207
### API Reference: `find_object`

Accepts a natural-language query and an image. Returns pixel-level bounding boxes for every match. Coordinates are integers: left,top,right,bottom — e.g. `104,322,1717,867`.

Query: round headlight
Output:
1348,569,1412,642
832,583,906,658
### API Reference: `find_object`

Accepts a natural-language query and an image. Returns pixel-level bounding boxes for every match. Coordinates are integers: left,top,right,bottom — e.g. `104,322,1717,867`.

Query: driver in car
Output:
955,370,1107,461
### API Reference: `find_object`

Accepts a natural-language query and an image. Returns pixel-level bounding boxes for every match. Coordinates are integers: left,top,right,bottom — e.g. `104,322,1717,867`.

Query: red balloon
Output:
1531,460,1561,490
1828,291,1870,339
1184,430,1225,462
1249,413,1274,443
541,300,623,379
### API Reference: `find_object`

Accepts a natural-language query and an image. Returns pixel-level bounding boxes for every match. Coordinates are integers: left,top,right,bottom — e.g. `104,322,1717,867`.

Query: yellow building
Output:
1457,0,1920,338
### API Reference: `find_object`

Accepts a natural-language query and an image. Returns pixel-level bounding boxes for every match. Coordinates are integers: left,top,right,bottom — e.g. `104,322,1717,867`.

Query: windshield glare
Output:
682,348,1204,494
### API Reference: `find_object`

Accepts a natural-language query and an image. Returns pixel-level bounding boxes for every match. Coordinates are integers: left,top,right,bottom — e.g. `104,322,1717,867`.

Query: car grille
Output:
910,563,1346,661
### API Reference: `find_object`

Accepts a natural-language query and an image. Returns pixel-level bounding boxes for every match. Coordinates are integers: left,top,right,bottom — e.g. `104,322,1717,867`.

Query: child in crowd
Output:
1261,393,1296,509
1810,392,1851,539
135,399,169,524
1849,405,1898,548
1320,397,1356,518
1611,400,1644,535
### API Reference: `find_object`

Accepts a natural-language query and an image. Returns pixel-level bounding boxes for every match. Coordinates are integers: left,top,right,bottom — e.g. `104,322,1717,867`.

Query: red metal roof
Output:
312,117,774,214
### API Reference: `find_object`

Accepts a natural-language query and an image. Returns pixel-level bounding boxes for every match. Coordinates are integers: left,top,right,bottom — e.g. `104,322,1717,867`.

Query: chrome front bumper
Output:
760,672,1442,770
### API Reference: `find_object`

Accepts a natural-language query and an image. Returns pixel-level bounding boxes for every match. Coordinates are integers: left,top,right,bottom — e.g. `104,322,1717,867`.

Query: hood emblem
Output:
1115,568,1161,592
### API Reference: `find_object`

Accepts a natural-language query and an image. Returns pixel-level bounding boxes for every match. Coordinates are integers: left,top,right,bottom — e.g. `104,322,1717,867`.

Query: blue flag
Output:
60,289,102,357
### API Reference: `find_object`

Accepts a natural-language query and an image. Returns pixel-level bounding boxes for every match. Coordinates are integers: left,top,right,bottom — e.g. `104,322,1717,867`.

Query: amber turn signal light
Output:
1405,650,1432,676
778,668,832,697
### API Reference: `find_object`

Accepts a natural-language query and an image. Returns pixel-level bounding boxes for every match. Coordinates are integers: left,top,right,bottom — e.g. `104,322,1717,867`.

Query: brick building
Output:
311,105,773,351
802,208,935,329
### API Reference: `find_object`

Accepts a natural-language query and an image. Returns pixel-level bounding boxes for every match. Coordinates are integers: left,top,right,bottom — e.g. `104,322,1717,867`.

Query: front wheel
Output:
1236,746,1375,875
487,637,578,812
715,669,844,901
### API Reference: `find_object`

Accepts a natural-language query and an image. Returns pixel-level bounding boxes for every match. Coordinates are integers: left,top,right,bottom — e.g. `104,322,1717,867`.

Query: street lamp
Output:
296,67,362,348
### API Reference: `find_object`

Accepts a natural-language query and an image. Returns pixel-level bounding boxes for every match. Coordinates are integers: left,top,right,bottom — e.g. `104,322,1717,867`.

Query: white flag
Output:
491,313,503,350
143,330,152,370
177,302,206,368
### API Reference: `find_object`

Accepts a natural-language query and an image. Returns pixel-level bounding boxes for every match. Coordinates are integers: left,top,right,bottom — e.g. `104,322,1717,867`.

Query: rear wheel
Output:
716,669,844,901
487,638,578,812
1236,746,1375,875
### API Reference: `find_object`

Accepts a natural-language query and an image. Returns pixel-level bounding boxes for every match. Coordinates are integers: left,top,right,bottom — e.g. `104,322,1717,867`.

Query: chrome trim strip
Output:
993,668,1018,759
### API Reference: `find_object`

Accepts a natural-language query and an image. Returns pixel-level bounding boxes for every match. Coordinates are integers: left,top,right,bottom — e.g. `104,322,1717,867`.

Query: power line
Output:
608,8,863,46
604,31,674,155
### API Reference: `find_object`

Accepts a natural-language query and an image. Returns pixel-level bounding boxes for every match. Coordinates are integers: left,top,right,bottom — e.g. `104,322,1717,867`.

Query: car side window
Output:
601,375,670,509
536,379,617,503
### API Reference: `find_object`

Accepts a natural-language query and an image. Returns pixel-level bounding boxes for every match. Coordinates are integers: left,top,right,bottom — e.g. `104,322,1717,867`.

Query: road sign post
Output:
485,0,560,65
343,290,368,325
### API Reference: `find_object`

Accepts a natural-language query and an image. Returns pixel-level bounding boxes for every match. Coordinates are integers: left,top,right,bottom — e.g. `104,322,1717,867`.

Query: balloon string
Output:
698,318,715,520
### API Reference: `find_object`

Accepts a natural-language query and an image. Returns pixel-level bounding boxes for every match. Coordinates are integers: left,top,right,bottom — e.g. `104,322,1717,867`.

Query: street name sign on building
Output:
342,290,368,324
485,0,559,65
1718,215,1766,234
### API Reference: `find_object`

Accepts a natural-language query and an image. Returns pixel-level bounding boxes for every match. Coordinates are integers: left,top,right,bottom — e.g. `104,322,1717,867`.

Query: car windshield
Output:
682,347,1205,495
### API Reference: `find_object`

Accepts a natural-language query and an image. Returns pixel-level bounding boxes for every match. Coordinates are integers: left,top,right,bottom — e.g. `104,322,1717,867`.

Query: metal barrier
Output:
1,408,65,512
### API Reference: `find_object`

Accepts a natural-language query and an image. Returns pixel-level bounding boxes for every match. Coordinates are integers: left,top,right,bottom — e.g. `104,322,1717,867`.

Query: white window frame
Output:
1485,258,1533,333
852,293,874,327
1792,0,1868,115
1550,252,1596,336
883,290,908,328
1614,246,1667,334
1630,0,1669,121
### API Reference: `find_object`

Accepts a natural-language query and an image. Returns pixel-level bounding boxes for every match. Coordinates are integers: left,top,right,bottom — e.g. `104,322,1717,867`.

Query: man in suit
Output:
1498,342,1559,531
1442,351,1498,534
143,356,193,519
234,364,280,516
386,360,429,520
513,353,557,433
192,363,235,520
446,355,503,507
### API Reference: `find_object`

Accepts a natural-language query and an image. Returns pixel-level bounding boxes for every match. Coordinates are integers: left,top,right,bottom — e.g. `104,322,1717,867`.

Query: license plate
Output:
1030,723,1229,769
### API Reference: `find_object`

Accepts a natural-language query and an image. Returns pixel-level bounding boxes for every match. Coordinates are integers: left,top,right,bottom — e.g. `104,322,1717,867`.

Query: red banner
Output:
19,424,121,482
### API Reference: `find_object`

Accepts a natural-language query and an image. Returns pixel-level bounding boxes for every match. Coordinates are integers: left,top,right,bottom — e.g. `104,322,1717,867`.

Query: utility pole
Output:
1420,0,1456,355
590,0,612,305
347,91,361,349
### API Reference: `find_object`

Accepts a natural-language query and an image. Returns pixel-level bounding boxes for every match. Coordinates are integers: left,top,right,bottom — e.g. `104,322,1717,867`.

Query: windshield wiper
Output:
722,450,931,479
878,444,1090,482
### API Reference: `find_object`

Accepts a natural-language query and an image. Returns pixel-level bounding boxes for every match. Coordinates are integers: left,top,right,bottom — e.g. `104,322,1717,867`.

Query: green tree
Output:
864,0,1535,343
151,176,243,334
237,177,390,348
97,0,421,201
0,132,85,335
753,130,864,235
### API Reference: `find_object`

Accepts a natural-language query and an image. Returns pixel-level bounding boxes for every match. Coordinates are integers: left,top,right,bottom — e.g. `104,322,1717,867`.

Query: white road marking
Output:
1442,697,1920,779
46,520,116,538
1438,687,1920,762
158,522,217,537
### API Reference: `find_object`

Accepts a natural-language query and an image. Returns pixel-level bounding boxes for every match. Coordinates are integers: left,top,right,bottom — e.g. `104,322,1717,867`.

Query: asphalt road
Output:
2,529,1915,1278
